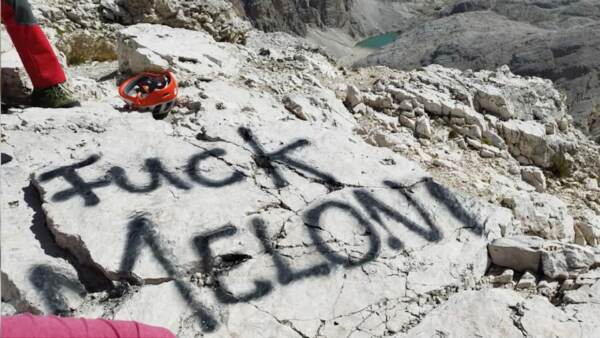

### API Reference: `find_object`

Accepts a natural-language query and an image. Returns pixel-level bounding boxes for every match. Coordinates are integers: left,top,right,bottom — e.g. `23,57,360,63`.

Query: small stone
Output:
415,116,433,139
482,130,506,149
575,211,600,246
551,152,575,177
399,100,413,111
488,236,545,272
479,148,496,158
258,48,270,56
345,85,363,108
516,271,536,289
537,279,559,297
537,280,549,289
560,279,575,292
456,137,468,149
500,196,516,209
455,125,482,140
282,96,308,120
293,54,307,62
364,93,394,110
414,106,425,116
450,117,466,126
399,115,416,130
401,109,416,118
545,122,557,135
584,178,599,190
557,117,569,131
466,137,483,150
508,166,520,175
432,159,455,168
353,103,368,115
521,166,547,192
491,269,514,285
188,100,202,113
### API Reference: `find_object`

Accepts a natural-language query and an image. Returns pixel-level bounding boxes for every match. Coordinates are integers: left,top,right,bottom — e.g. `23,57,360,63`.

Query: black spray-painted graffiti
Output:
29,265,87,316
238,127,340,189
37,127,343,207
35,127,484,332
37,149,245,207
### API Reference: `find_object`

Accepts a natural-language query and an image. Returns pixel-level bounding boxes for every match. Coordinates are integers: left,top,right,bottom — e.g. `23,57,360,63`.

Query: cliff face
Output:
240,0,352,36
240,0,452,38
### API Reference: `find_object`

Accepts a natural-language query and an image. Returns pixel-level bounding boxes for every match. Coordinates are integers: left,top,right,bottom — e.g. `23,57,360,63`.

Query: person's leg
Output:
1,0,66,89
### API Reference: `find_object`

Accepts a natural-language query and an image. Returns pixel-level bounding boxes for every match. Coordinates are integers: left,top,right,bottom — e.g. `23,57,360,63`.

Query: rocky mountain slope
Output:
357,0,600,143
2,0,600,337
214,0,600,143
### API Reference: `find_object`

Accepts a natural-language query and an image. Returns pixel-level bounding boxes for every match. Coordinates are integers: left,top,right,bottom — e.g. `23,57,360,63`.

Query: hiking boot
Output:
30,82,80,108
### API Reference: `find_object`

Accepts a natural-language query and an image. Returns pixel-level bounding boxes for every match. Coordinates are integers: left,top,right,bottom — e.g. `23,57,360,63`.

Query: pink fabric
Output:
1,313,176,338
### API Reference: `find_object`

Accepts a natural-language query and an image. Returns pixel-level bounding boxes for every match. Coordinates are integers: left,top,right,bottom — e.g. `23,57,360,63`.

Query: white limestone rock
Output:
115,0,251,43
363,92,394,110
117,24,241,77
516,271,536,290
5,93,514,335
453,124,482,140
399,115,416,130
399,99,413,111
491,269,514,285
352,102,369,115
345,85,363,108
488,236,545,273
1,302,18,316
564,280,600,304
497,119,574,169
376,65,582,172
489,236,600,280
390,65,567,123
575,210,600,247
415,116,432,139
507,191,575,241
282,94,310,120
584,177,599,191
541,244,600,280
482,129,506,149
520,166,547,192
283,91,350,123
1,161,86,315
404,288,581,338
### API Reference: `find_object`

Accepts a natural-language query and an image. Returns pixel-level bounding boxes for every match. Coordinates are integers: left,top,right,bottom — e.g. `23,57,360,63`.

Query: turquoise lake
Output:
355,31,399,49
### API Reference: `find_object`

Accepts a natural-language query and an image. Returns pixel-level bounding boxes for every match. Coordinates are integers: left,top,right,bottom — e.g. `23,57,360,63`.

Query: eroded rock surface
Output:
2,7,600,338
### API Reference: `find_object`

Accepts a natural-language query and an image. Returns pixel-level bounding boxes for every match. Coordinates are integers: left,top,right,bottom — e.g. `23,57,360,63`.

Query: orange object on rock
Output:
119,71,178,116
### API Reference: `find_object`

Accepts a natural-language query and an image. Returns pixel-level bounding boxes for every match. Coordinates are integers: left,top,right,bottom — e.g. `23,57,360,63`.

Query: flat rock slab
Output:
118,24,242,77
1,159,86,315
0,99,513,334
404,288,594,338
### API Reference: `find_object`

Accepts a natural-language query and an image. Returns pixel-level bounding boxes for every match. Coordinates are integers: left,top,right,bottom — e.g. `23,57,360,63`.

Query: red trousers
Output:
1,0,66,89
